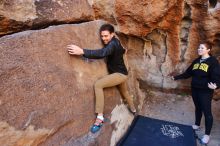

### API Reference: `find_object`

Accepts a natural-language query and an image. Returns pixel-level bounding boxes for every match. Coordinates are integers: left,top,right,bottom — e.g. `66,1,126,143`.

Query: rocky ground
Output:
140,91,220,146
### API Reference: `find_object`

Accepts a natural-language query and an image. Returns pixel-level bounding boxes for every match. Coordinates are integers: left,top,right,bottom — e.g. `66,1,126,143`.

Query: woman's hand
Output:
208,82,217,90
67,44,84,55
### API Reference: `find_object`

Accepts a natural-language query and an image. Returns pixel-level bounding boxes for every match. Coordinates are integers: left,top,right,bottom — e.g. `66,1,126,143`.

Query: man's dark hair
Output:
100,24,115,33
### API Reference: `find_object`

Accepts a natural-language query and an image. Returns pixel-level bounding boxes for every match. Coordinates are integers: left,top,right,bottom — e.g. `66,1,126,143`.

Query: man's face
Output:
100,30,114,45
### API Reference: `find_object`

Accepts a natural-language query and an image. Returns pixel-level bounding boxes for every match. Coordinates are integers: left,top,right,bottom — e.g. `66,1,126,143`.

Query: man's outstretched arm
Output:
67,42,115,59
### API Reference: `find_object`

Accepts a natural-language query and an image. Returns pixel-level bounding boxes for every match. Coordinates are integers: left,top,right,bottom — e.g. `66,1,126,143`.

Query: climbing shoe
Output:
90,117,104,133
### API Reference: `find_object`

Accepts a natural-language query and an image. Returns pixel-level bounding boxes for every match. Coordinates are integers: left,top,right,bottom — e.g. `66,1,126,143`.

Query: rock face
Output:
0,20,136,146
1,0,220,146
92,0,116,24
115,0,183,87
115,0,220,91
0,0,94,36
204,1,220,53
115,0,182,36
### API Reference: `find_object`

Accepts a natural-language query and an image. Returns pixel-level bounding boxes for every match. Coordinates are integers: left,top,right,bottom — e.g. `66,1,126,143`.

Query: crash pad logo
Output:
161,125,184,138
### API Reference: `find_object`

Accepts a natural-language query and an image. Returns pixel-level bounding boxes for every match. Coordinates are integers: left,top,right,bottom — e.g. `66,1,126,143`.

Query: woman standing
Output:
172,42,220,144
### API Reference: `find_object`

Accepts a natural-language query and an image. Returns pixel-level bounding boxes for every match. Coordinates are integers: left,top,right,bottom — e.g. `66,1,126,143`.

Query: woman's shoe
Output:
199,135,210,145
90,117,104,133
192,125,200,138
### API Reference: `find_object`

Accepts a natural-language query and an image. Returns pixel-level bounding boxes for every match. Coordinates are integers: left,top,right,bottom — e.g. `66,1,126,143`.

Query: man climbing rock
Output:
67,23,136,133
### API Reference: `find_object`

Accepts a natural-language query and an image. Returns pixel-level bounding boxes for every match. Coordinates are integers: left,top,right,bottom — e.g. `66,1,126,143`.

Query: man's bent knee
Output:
94,81,104,89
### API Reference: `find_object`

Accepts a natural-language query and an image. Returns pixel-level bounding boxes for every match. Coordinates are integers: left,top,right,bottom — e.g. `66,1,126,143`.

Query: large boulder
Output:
0,0,95,36
0,20,135,146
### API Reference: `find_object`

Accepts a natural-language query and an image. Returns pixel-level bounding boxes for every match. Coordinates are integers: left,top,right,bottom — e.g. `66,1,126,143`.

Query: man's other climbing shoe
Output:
128,104,137,115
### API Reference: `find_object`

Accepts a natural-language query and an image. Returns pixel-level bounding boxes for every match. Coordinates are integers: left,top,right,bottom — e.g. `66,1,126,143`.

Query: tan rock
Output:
0,122,51,146
0,0,94,36
204,2,220,52
115,0,183,36
92,0,116,24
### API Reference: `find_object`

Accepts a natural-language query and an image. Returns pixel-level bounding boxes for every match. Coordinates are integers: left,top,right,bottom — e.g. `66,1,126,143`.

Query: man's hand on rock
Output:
67,44,84,55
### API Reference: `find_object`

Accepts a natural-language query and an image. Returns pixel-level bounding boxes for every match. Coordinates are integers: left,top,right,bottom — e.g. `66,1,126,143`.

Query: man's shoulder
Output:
112,37,123,46
108,37,118,46
110,37,119,43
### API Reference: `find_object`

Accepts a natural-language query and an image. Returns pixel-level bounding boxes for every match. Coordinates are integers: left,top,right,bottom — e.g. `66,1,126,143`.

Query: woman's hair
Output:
203,42,212,50
100,24,115,33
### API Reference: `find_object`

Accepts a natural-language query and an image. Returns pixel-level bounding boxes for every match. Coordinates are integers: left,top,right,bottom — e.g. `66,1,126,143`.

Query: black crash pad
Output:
117,115,196,146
